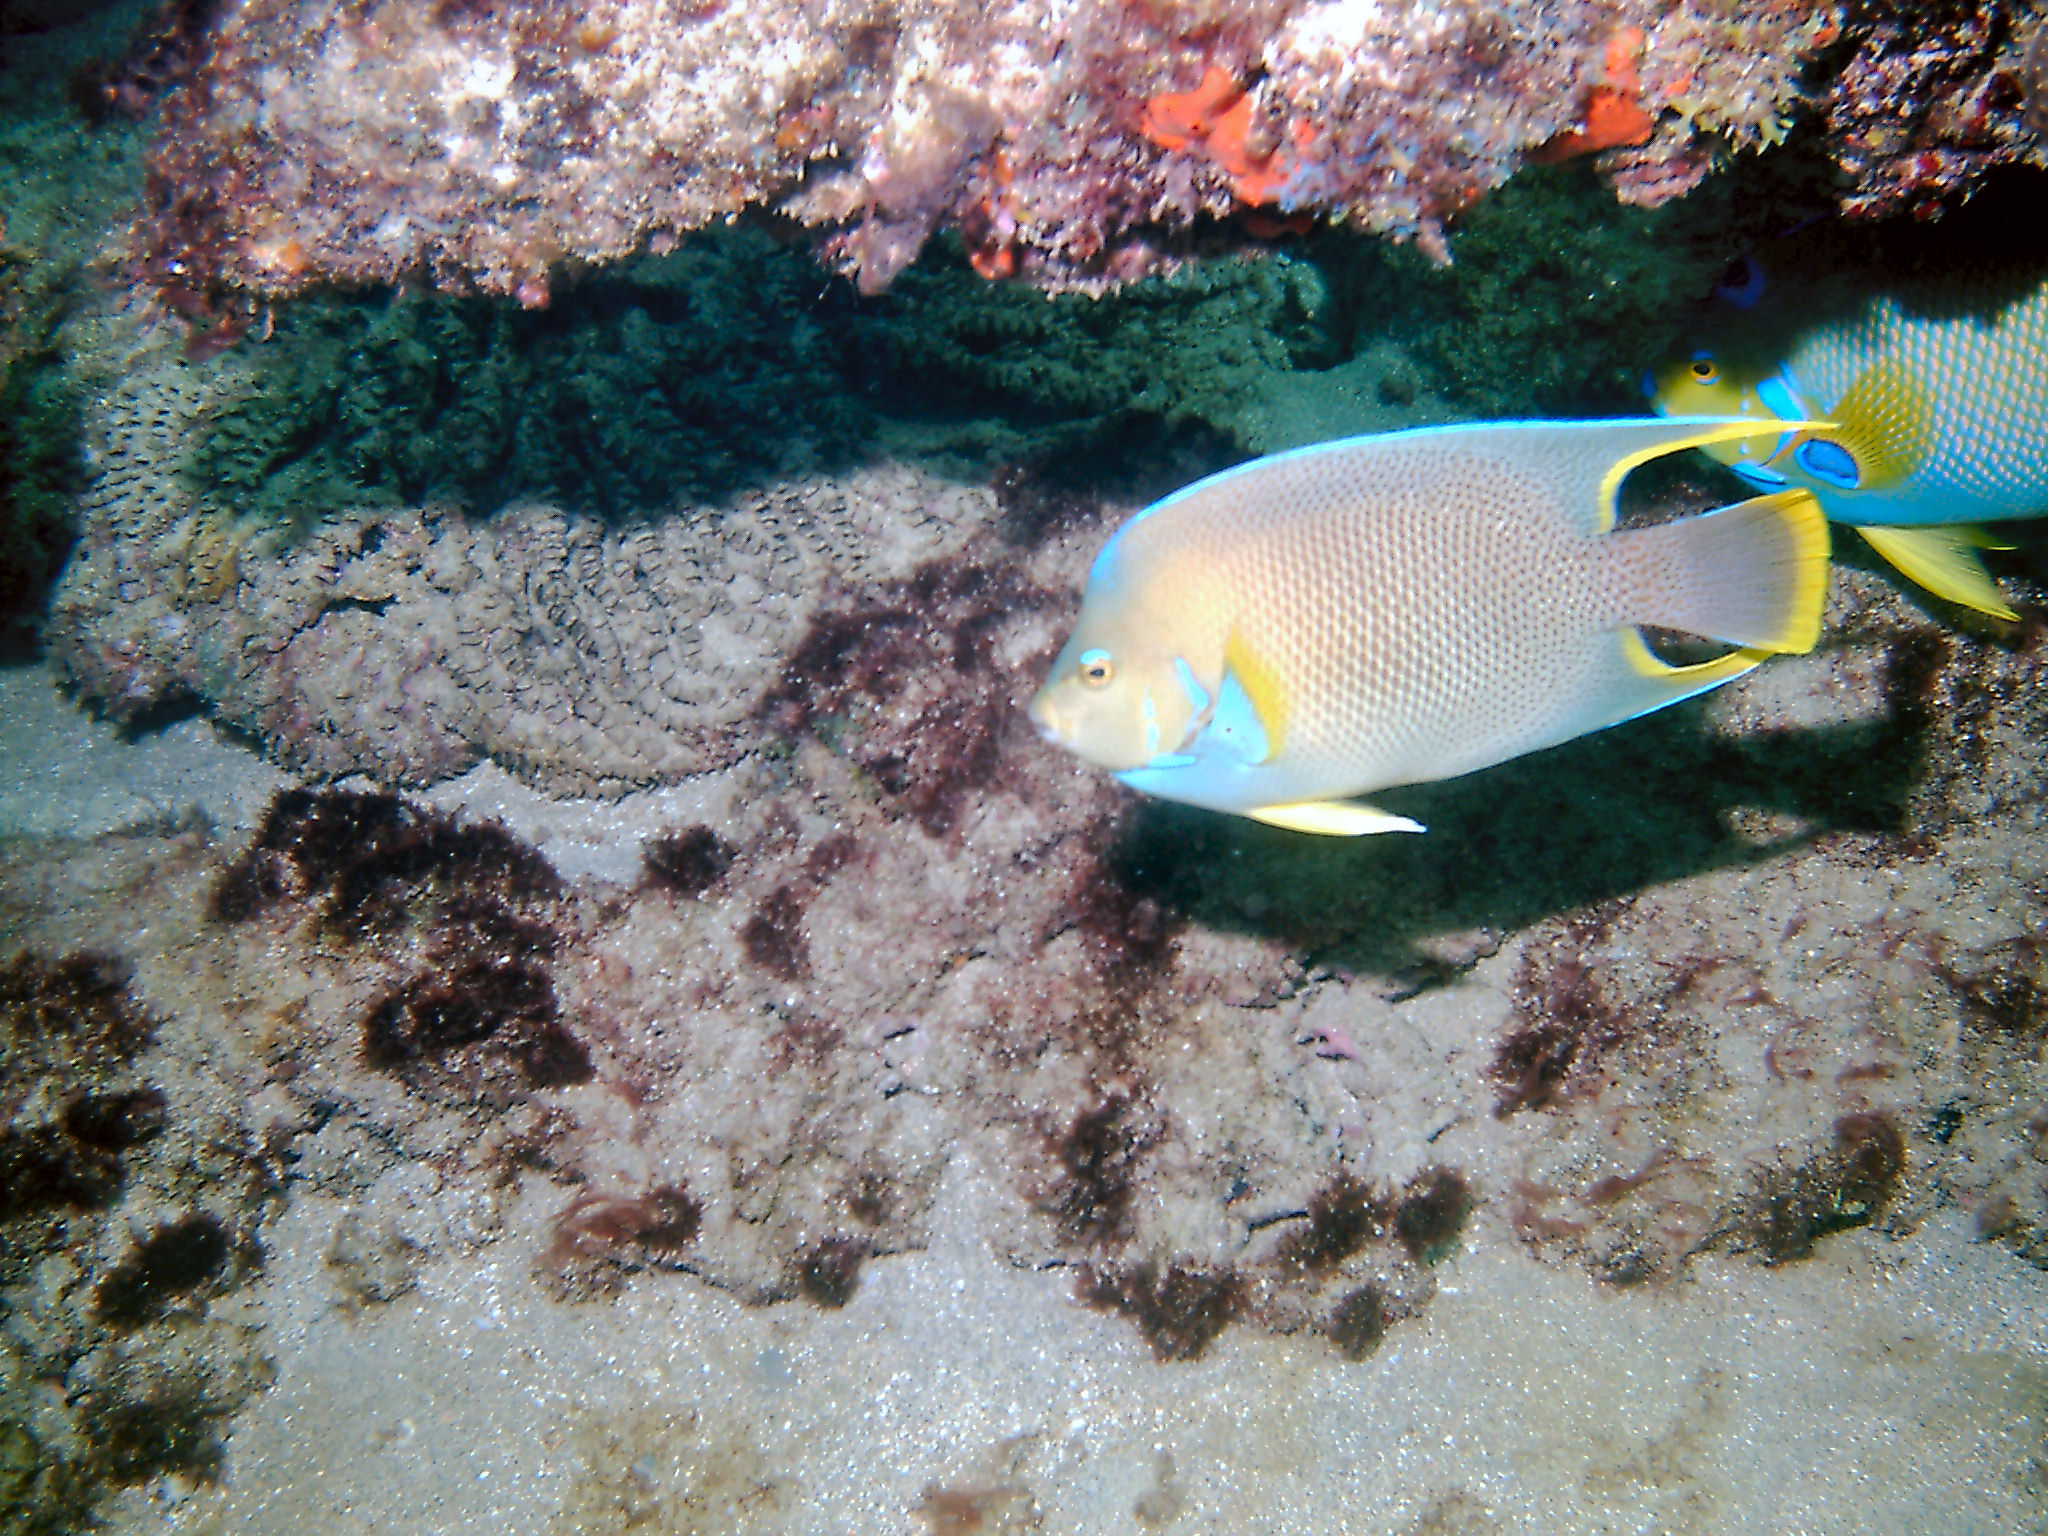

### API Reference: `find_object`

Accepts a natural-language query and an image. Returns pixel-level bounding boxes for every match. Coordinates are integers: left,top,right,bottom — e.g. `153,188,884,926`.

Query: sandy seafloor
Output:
3,631,2045,1535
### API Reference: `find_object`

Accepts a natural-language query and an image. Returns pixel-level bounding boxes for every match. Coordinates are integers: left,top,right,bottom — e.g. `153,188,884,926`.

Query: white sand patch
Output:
0,662,290,840
107,1159,2046,1536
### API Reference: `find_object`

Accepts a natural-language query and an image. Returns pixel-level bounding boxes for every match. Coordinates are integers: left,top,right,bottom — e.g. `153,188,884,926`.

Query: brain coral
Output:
47,345,988,794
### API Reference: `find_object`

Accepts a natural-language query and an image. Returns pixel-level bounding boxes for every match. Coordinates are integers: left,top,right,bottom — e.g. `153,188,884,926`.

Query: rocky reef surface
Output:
3,527,2047,1528
116,0,2048,313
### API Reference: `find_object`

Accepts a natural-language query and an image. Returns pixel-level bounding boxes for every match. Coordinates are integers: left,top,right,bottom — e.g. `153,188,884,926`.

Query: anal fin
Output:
1246,801,1427,837
1579,630,1772,738
1855,524,2018,620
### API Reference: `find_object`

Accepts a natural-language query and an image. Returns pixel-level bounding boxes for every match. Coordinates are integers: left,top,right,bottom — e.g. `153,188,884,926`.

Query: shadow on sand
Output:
1107,695,1930,977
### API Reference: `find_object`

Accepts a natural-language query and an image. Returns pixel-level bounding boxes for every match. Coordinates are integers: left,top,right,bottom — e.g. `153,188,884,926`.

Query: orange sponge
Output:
1531,26,1657,163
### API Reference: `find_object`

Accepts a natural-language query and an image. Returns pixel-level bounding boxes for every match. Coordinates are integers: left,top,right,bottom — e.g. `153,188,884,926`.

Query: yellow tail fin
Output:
1615,488,1832,654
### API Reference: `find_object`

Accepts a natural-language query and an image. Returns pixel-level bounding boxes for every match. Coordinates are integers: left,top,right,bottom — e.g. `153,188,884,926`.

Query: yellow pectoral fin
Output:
1855,524,2019,620
1247,801,1428,837
1222,630,1290,762
1828,357,1935,489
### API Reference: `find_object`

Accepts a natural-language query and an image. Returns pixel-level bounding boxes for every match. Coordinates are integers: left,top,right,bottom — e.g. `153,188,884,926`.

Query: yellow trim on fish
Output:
1030,417,1836,835
1246,801,1427,836
1223,629,1290,760
1594,418,1838,529
1746,488,1831,652
1620,629,1774,688
1854,525,2019,620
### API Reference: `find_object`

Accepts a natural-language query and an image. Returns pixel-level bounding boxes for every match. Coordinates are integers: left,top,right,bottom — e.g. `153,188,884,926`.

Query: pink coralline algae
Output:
134,0,1869,306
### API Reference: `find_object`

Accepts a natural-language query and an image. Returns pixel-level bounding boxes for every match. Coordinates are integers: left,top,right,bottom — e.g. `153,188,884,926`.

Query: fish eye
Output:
1077,648,1115,688
1688,354,1720,384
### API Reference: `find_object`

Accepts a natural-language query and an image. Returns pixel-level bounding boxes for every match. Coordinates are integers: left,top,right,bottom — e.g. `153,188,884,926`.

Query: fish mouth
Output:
1026,692,1066,746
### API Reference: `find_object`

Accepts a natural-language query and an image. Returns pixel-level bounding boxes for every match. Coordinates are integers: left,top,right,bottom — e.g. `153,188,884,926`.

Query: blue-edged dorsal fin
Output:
1118,418,1841,552
1581,417,1836,535
1313,417,1839,538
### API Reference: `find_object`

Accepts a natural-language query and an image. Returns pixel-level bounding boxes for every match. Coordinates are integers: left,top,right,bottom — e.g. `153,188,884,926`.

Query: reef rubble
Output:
122,0,2044,311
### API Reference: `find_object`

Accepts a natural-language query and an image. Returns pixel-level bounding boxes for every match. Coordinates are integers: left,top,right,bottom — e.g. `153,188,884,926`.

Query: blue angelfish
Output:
1028,418,1830,835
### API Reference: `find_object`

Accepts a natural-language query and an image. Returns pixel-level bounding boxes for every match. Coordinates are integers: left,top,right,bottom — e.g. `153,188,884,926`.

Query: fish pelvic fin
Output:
1855,524,2019,621
1246,801,1428,837
1611,487,1831,654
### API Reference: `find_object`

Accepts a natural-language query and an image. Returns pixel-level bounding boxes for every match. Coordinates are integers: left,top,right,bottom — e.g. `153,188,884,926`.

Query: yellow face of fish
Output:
1028,590,1215,773
1648,349,1790,470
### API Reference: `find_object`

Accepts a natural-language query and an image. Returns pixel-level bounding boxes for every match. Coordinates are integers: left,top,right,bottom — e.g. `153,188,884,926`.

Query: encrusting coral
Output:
128,0,2005,308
